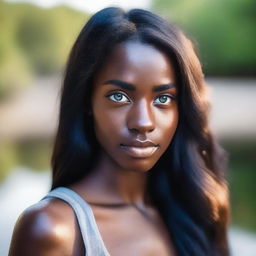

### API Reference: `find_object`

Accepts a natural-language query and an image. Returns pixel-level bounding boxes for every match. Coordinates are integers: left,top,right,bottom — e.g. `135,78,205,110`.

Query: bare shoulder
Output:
8,198,79,256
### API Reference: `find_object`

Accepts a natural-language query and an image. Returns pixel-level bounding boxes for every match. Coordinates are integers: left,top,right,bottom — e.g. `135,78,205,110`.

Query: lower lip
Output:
120,145,158,158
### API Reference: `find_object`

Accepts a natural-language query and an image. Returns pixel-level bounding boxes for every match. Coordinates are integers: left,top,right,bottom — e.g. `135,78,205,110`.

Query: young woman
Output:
9,7,230,256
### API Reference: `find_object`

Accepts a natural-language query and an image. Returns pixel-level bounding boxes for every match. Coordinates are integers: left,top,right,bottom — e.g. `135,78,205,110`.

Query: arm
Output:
8,203,70,256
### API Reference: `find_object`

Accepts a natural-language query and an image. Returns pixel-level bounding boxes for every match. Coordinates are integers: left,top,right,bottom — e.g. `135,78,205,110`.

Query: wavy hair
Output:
51,7,230,256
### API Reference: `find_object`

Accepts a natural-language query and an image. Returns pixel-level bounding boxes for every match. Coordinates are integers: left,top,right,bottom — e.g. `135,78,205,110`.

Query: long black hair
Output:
51,7,230,256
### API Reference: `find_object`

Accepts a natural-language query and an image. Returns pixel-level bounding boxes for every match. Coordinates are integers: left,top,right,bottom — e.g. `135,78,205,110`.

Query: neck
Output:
77,153,151,207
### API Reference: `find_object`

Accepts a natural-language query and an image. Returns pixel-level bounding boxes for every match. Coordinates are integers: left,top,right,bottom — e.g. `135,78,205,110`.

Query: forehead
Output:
94,41,175,86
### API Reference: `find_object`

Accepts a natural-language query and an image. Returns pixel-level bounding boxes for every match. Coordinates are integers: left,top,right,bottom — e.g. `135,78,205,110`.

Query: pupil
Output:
114,93,122,101
160,96,167,103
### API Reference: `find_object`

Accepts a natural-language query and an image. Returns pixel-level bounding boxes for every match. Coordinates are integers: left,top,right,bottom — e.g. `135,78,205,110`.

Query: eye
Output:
108,92,130,103
154,95,173,105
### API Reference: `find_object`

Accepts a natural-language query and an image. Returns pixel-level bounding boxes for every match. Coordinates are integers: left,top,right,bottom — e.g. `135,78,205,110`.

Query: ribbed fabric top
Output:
42,187,111,256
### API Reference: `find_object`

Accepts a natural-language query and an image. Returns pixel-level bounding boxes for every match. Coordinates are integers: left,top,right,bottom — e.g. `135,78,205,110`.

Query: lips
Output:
120,140,159,158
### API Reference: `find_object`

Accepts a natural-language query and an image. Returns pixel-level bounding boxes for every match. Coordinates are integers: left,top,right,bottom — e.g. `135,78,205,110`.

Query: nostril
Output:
128,125,155,134
128,127,139,134
148,127,154,133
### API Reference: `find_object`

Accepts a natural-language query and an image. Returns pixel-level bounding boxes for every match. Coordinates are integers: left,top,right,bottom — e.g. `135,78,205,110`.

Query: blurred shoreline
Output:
1,76,255,140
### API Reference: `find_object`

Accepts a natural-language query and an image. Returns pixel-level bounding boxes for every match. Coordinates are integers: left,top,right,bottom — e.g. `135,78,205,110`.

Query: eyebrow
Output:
153,83,176,92
104,80,135,91
104,79,176,92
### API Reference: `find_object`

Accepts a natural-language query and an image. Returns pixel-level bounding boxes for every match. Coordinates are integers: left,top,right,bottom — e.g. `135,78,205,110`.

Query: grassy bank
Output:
222,139,256,231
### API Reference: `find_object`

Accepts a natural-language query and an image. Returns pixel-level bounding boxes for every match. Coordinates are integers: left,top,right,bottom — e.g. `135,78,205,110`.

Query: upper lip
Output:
120,140,158,147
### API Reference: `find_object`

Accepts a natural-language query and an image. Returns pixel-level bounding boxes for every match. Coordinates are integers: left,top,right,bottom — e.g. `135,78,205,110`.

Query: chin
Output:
120,159,157,173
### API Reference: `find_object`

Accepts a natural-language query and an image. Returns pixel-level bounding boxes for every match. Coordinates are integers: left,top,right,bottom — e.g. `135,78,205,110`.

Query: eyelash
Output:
106,91,176,105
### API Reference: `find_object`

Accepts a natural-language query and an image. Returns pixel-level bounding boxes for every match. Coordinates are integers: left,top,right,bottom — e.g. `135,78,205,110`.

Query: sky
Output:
6,0,152,13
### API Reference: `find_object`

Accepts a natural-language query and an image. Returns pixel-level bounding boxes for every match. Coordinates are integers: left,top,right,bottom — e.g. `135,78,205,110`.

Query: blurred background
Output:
0,0,255,255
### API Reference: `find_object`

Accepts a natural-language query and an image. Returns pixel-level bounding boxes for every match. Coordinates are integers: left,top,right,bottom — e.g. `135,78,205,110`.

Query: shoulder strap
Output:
42,187,111,256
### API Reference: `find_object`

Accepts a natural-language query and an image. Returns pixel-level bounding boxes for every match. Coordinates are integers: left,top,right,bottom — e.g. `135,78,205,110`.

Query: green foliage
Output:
0,139,52,182
153,0,256,76
0,1,89,97
0,142,18,181
16,10,59,75
16,139,52,171
222,139,256,231
0,2,31,98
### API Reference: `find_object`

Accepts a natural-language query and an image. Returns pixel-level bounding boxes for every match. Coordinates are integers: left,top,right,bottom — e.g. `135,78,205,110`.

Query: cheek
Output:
93,103,126,141
157,108,179,144
167,110,179,133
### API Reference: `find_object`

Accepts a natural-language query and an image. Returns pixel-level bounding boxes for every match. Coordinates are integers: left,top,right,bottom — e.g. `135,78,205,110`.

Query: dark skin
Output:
9,41,178,256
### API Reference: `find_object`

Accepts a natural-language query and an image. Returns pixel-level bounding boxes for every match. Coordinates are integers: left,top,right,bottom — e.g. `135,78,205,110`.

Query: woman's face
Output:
91,41,178,172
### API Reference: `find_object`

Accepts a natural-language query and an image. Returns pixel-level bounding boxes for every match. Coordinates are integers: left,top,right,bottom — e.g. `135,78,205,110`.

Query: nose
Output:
127,99,155,134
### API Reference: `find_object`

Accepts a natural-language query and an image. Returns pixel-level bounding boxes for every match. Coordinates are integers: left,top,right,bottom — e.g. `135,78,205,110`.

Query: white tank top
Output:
42,187,111,256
